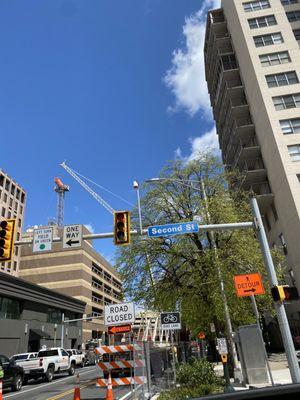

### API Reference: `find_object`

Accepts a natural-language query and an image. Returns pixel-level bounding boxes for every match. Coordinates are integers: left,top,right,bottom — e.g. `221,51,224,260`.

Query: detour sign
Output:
234,273,265,297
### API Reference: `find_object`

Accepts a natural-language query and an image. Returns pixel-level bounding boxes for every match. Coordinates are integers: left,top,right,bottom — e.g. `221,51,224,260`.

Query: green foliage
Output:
177,358,222,387
116,151,282,333
158,384,222,400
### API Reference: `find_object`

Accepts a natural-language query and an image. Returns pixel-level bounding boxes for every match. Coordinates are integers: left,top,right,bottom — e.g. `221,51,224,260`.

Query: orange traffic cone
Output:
73,374,80,400
105,372,114,400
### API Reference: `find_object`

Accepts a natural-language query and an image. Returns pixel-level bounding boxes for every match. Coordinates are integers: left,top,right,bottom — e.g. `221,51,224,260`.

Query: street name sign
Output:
217,338,228,355
148,221,199,238
33,227,53,252
234,272,265,297
108,324,132,335
63,224,82,249
160,312,181,330
104,302,135,326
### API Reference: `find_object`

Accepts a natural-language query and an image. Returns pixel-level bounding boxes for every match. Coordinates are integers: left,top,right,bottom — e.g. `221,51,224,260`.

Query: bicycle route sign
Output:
160,312,181,330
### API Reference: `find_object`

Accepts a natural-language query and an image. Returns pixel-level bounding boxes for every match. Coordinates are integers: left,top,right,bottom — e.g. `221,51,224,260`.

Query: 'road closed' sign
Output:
104,302,135,326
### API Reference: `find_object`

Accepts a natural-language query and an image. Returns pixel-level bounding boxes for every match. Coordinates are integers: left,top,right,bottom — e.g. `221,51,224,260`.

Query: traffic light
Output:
114,211,131,246
0,219,16,262
271,285,299,302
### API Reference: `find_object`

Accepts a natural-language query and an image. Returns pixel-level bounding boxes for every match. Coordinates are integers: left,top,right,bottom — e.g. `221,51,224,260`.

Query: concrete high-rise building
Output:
204,0,300,316
18,225,123,344
0,169,26,276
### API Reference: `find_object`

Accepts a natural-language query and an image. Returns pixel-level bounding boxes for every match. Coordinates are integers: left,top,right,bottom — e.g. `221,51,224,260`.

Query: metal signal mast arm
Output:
60,162,115,215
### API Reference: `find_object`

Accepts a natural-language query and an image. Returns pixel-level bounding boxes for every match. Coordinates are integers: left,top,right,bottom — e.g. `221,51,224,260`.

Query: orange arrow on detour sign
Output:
234,273,265,297
108,324,132,335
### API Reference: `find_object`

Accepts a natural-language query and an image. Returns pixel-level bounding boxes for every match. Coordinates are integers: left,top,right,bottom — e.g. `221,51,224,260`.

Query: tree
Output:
116,152,276,336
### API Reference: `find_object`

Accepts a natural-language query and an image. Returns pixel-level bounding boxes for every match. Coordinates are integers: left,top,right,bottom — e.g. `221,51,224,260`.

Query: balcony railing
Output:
242,158,265,173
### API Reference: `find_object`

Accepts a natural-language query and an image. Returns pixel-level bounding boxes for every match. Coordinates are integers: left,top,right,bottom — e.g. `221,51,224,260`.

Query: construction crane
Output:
59,162,115,215
54,177,70,227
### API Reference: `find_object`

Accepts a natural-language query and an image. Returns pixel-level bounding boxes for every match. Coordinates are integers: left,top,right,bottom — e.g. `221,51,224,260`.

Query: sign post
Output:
63,224,82,249
33,227,53,252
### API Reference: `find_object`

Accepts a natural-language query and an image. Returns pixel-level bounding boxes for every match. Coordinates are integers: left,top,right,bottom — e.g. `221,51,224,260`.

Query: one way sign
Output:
63,224,82,249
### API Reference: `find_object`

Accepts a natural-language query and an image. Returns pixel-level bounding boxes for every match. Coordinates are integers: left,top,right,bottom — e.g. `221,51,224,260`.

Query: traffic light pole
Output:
249,196,300,383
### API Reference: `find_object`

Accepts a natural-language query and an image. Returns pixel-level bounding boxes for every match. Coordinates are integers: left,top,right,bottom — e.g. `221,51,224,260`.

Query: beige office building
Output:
205,0,300,315
19,226,123,343
0,169,26,276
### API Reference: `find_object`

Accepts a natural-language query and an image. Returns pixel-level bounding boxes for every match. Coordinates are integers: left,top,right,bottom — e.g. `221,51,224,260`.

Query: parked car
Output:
0,354,24,392
66,349,85,367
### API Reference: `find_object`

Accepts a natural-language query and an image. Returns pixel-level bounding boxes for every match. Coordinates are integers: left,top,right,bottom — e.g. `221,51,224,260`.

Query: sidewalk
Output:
214,352,293,390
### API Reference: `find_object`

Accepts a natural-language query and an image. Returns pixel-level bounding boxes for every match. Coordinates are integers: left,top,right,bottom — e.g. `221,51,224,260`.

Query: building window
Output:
15,246,18,256
297,174,300,182
5,180,10,191
0,175,4,187
280,118,300,134
221,54,237,70
13,261,17,271
293,29,300,40
273,93,300,110
1,208,5,217
16,189,20,200
259,51,290,66
21,192,25,204
0,296,21,319
248,15,277,29
18,218,22,228
288,144,300,161
281,0,298,4
286,10,300,22
243,1,270,12
11,185,15,195
254,32,283,47
9,198,13,207
3,193,7,203
47,308,62,323
266,71,298,87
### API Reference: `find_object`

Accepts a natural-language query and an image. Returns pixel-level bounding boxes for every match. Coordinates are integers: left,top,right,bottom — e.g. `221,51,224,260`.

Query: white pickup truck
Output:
12,348,76,382
66,349,85,367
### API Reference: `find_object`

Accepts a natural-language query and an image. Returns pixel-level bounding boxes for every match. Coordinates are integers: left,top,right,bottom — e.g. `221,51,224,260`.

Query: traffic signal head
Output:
114,211,131,246
271,285,299,302
0,219,16,262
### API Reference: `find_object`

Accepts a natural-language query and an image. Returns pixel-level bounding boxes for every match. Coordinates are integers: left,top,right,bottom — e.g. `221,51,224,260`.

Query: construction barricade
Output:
95,343,147,397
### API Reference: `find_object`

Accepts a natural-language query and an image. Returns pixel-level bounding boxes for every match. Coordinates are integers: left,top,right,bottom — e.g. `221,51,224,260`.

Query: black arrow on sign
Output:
66,239,80,246
244,288,256,293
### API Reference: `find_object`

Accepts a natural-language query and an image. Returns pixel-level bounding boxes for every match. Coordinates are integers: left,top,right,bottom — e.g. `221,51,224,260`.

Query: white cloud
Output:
187,127,219,161
175,126,220,163
164,0,221,117
84,223,95,233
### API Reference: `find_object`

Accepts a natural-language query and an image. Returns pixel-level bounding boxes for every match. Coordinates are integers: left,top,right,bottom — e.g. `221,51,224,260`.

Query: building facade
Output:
0,271,85,356
18,225,123,344
204,0,300,317
0,169,26,276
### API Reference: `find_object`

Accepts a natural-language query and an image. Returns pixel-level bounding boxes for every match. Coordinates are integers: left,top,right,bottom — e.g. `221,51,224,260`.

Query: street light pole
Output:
199,178,239,372
133,180,143,235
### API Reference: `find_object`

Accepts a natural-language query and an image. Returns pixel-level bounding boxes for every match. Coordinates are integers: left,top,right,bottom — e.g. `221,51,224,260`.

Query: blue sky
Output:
0,0,220,262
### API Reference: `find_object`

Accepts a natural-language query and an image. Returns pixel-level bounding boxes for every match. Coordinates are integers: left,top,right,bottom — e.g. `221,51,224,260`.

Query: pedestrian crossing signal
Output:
271,285,299,302
114,211,131,246
0,219,16,262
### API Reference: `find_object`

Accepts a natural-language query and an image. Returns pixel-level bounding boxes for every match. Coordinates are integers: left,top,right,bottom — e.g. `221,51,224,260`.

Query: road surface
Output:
3,366,135,400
